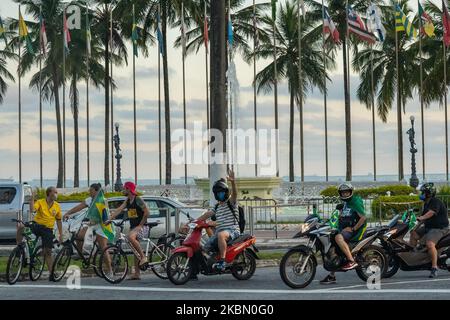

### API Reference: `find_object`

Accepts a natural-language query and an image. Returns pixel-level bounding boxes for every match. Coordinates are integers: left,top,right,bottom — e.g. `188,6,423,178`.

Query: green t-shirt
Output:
338,195,366,232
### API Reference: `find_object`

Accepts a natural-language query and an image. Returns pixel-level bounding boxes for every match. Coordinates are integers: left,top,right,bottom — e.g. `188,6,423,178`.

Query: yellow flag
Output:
19,11,28,37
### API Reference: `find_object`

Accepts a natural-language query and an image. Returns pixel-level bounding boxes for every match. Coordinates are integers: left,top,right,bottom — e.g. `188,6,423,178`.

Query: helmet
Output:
338,182,354,201
419,182,436,199
212,179,230,202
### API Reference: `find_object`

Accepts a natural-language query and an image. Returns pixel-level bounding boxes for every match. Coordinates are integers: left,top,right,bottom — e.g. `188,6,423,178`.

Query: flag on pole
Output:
323,8,340,43
347,6,377,44
39,11,48,55
395,3,417,38
366,3,386,42
181,4,187,57
86,4,91,57
0,17,7,45
85,190,115,242
203,10,208,51
63,10,71,54
156,10,164,56
418,2,435,37
271,0,277,20
132,8,139,57
444,0,450,46
19,10,34,54
227,10,233,46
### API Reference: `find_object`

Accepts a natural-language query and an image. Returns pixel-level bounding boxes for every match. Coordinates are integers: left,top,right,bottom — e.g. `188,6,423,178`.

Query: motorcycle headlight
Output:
301,223,311,233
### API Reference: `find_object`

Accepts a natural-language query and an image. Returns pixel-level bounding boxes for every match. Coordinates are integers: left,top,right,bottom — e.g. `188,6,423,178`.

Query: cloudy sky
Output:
0,0,448,185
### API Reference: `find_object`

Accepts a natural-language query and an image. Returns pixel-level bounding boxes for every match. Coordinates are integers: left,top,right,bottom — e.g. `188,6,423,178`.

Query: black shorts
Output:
30,223,54,249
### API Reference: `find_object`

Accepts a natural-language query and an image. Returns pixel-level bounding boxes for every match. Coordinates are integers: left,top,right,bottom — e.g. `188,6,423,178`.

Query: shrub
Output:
371,195,422,220
320,185,415,198
35,189,131,201
438,185,450,196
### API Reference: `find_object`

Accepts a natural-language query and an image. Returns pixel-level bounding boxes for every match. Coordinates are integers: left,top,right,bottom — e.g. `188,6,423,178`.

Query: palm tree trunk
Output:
162,2,171,184
52,67,63,188
289,89,294,182
104,35,110,187
72,76,79,188
342,36,352,181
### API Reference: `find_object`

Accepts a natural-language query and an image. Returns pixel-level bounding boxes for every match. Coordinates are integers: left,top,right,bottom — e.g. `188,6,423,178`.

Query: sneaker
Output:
320,274,336,285
341,261,358,271
429,268,438,278
213,260,227,271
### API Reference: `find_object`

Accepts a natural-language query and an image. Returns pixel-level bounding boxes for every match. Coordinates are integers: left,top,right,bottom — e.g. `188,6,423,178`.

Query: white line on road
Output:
1,284,450,295
327,277,450,291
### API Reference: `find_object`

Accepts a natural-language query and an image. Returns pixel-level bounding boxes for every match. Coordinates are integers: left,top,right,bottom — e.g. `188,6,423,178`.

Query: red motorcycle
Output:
166,220,258,285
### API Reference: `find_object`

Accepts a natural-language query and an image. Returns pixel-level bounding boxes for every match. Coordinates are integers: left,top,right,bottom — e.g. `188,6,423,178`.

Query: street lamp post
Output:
407,116,419,188
114,123,123,192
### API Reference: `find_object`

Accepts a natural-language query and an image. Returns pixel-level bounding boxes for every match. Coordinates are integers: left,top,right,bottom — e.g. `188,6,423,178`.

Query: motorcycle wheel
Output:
279,246,317,289
167,252,193,285
382,255,399,278
231,250,256,280
355,245,387,282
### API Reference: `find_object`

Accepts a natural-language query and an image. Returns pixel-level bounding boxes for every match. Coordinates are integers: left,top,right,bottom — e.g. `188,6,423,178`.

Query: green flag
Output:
329,210,340,229
85,190,115,242
402,210,417,231
271,0,278,20
345,195,365,216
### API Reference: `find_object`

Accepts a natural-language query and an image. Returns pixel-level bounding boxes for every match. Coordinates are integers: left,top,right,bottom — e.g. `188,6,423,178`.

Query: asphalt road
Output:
1,266,450,300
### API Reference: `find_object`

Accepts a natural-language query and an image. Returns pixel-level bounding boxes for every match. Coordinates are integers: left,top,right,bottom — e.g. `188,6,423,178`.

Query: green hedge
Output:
35,189,130,202
371,195,422,220
320,185,415,198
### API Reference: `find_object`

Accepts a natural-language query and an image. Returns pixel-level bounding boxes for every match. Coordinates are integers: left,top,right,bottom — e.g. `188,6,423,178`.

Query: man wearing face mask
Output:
197,169,240,271
410,183,449,278
16,187,63,280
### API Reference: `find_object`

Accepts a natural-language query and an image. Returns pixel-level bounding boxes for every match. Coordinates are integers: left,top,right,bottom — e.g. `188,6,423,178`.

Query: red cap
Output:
124,182,137,195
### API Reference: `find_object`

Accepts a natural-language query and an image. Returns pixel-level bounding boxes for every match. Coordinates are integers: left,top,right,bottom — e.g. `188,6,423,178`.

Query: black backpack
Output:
213,201,246,233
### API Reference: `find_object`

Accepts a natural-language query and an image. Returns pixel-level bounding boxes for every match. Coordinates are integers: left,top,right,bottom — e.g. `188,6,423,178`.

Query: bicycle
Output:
51,218,103,282
6,219,49,285
99,219,179,284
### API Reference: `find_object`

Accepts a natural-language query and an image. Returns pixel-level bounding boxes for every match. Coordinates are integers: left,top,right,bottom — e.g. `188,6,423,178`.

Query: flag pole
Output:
158,3,162,185
18,5,22,184
445,35,449,181
182,1,187,184
62,7,66,188
371,44,376,181
39,6,43,188
321,0,328,182
132,4,137,185
419,1,425,180
253,0,258,177
395,2,403,181
272,0,279,177
298,0,304,182
110,7,115,190
86,2,90,186
205,0,210,179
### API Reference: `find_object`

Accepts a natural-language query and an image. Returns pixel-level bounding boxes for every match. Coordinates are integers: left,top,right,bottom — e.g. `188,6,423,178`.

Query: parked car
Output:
0,183,33,240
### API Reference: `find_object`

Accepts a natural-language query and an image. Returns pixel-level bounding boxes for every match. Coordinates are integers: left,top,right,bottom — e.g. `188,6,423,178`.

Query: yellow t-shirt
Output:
33,199,62,229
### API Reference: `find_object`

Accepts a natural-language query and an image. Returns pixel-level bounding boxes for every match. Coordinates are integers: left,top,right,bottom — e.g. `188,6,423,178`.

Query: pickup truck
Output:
0,183,33,240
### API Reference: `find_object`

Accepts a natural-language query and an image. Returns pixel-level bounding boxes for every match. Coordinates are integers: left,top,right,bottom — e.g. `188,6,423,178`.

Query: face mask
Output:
53,194,58,201
217,191,226,201
419,194,426,201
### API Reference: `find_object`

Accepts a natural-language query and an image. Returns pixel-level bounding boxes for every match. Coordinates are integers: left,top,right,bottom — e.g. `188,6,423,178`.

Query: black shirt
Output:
126,196,147,229
423,197,449,229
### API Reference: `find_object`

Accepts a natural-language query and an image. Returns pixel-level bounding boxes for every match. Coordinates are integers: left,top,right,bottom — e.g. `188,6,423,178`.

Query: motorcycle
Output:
279,208,388,289
166,219,259,285
379,208,450,278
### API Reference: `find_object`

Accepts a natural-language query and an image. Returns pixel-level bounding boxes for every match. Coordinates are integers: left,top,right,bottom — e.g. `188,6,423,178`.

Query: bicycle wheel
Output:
6,246,25,285
29,245,45,281
149,243,173,280
92,245,103,278
100,245,129,284
51,245,72,282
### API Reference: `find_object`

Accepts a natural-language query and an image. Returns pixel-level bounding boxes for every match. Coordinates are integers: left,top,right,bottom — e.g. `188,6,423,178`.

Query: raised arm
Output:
63,202,88,220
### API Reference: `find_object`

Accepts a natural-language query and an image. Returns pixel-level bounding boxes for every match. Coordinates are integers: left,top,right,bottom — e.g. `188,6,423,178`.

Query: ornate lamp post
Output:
407,116,419,188
114,123,123,192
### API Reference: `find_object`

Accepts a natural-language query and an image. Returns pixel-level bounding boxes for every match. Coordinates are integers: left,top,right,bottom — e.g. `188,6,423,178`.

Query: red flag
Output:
204,16,208,51
443,0,450,46
63,10,71,53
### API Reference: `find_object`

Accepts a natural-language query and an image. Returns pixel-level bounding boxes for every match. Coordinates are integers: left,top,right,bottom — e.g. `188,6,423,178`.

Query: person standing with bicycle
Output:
16,187,63,280
108,182,149,280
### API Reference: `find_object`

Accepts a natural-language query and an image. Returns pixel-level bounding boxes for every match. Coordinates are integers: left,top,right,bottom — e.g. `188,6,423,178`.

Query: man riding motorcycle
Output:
320,183,367,284
410,183,449,278
196,169,240,271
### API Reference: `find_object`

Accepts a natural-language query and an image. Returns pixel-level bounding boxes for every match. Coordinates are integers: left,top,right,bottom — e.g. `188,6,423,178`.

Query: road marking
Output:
2,284,450,295
327,277,450,291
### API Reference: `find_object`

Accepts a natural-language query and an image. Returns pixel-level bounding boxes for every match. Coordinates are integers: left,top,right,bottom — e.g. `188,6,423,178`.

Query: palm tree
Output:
246,1,331,182
10,0,67,187
353,1,420,181
0,47,15,104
